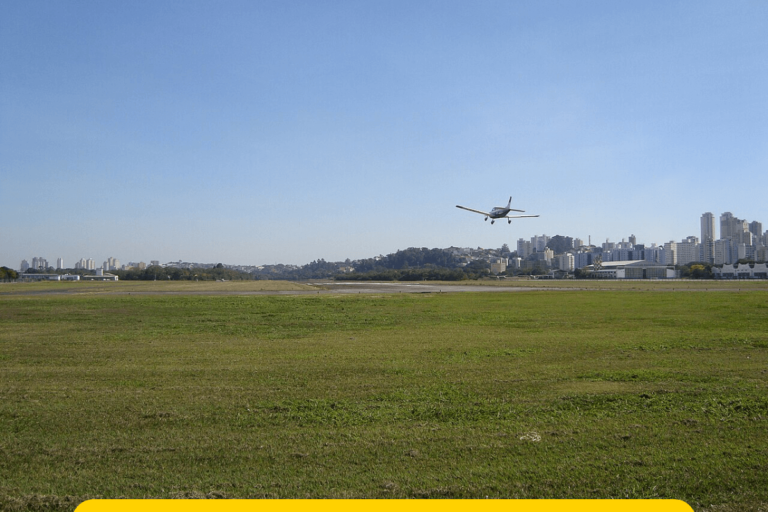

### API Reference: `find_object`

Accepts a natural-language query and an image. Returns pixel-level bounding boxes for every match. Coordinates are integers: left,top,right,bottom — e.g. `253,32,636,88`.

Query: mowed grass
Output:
423,278,768,291
1,290,767,510
0,280,315,295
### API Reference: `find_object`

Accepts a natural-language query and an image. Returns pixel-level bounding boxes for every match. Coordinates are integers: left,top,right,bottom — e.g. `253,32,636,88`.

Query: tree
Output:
680,263,713,279
0,267,18,282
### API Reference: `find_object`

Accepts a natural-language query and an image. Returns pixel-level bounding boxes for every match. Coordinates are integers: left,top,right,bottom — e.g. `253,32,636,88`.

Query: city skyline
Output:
14,208,766,271
3,2,767,266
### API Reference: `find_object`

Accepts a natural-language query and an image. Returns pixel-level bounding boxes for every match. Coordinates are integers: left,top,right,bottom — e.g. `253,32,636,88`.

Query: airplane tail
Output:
506,196,526,213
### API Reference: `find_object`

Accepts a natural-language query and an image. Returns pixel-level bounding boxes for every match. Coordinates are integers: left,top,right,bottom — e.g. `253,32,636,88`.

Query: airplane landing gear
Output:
491,220,495,224
508,219,512,224
484,217,488,221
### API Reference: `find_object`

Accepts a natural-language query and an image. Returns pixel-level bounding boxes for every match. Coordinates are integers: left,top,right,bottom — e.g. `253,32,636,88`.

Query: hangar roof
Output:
589,260,672,269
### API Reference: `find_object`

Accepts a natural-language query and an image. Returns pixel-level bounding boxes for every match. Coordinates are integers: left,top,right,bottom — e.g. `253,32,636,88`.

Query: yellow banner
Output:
76,499,693,512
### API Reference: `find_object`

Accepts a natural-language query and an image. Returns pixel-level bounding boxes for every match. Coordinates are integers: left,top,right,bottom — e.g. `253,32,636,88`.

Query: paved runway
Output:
0,282,562,296
111,282,560,295
6,281,748,296
309,282,558,294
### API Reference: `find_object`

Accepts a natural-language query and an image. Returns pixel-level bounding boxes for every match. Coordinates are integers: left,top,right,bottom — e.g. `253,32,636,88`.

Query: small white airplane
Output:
456,196,539,224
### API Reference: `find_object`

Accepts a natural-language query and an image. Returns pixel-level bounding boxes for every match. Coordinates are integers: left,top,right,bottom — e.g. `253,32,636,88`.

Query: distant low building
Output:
21,273,82,282
82,272,119,281
583,260,678,279
713,263,768,279
20,273,62,281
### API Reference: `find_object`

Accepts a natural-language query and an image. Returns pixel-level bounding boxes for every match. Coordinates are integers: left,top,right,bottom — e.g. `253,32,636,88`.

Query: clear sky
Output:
2,1,767,267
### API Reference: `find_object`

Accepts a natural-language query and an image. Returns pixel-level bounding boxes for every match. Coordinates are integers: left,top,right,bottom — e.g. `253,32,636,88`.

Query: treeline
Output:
353,247,462,273
0,267,19,282
335,248,491,281
341,260,491,281
252,249,474,281
340,268,469,282
113,265,258,281
255,259,343,280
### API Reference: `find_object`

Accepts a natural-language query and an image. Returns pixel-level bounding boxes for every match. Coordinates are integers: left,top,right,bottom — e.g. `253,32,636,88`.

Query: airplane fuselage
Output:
487,207,511,219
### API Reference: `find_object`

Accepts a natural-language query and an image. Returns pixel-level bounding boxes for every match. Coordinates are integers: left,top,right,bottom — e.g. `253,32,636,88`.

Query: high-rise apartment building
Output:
720,212,733,240
758,246,768,263
558,253,575,271
714,239,731,265
574,251,594,269
701,212,716,263
57,258,64,270
701,237,714,264
644,244,663,264
517,239,533,259
720,212,734,240
75,258,96,270
663,242,677,266
103,257,120,271
676,236,700,265
701,212,715,239
538,248,554,266
31,257,49,271
531,234,549,252
720,212,749,240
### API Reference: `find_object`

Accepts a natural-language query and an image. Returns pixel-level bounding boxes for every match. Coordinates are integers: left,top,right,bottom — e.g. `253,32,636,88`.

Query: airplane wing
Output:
456,205,491,216
504,214,540,219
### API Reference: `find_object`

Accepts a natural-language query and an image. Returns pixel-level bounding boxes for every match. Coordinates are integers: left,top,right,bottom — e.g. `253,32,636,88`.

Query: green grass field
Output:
1,285,767,510
0,280,315,295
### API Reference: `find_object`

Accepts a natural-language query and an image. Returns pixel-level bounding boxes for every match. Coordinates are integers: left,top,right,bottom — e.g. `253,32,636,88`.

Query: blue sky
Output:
2,1,767,267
